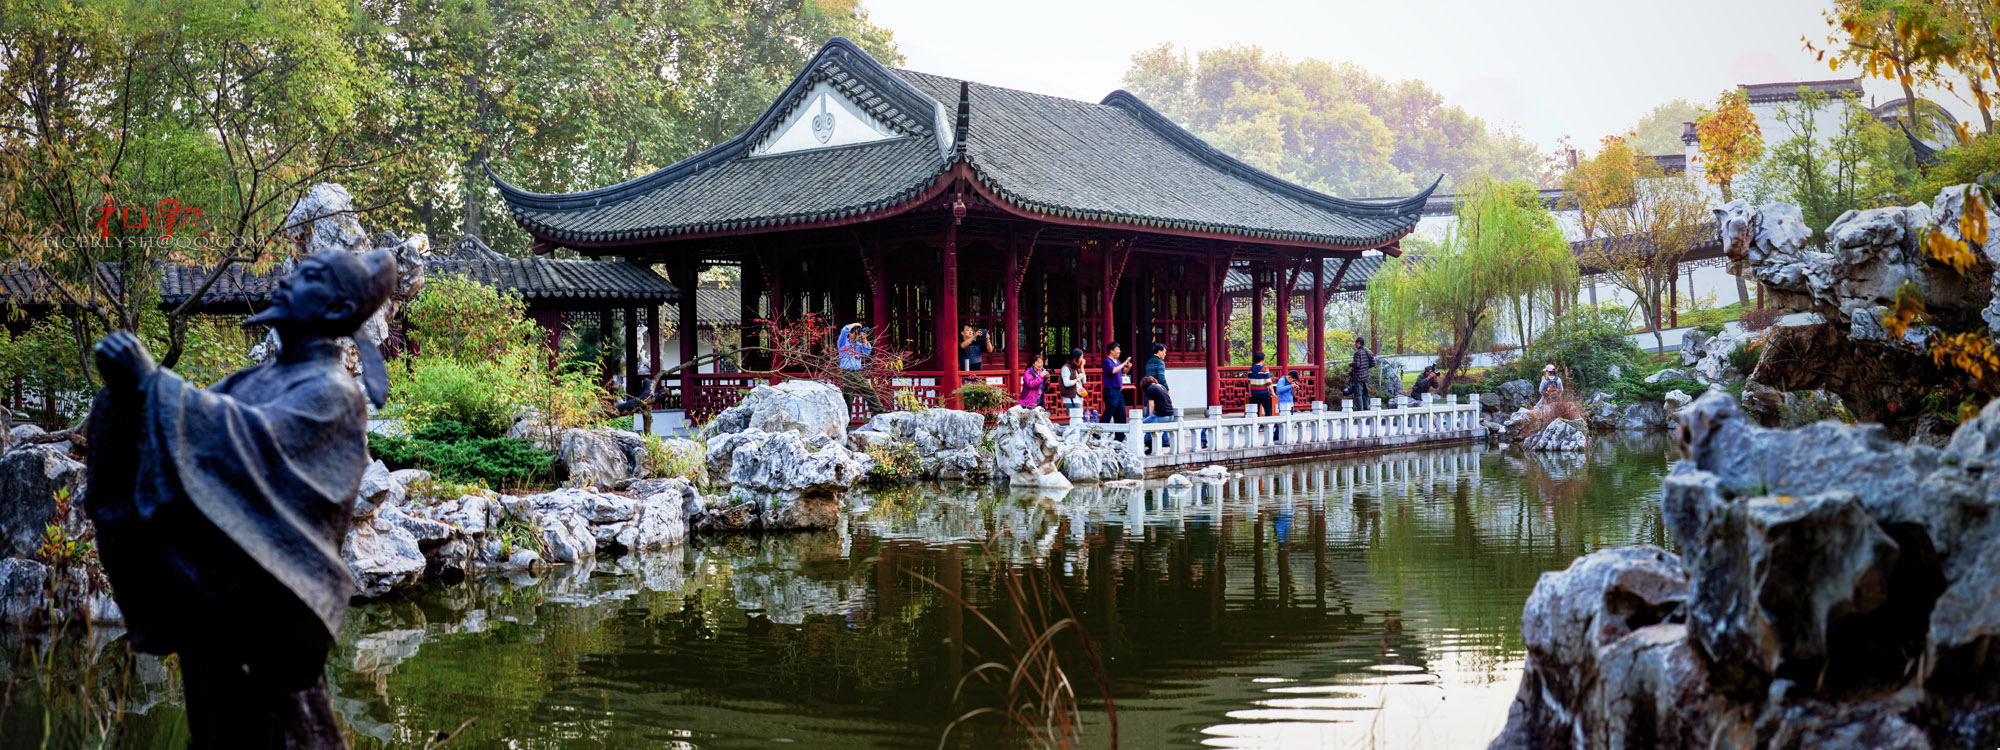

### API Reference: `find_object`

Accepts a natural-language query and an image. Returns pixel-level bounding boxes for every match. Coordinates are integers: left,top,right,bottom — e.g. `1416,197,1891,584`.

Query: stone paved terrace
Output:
1070,394,1485,474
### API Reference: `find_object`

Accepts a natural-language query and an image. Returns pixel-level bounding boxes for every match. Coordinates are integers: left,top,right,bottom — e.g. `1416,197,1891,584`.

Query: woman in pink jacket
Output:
1018,352,1049,409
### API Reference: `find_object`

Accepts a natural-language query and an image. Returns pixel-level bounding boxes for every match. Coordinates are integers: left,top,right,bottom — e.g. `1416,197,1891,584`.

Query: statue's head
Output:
246,249,397,335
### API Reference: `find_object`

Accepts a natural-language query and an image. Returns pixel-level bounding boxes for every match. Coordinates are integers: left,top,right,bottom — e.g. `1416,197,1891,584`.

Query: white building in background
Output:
1364,77,1964,355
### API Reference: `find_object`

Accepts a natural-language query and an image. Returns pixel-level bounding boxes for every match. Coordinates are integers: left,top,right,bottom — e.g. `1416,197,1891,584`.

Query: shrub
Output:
1524,307,1642,390
953,381,1011,414
863,439,921,484
1740,307,1779,332
390,357,520,438
636,434,706,482
1694,321,1726,338
1728,341,1762,375
1608,372,1704,405
404,274,542,360
369,420,559,489
391,274,613,440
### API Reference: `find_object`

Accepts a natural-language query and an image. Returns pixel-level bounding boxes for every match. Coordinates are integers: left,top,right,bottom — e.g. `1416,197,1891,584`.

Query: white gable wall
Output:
751,80,902,157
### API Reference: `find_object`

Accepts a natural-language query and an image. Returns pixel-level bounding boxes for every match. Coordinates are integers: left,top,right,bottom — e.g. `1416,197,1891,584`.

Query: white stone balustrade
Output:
1067,394,1484,471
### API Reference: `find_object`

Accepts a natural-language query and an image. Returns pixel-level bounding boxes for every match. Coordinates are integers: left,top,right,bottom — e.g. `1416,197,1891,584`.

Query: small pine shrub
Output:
369,420,559,489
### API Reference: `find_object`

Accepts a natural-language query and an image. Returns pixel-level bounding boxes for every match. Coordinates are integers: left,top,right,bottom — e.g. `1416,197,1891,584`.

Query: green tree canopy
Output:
1122,43,1547,198
1629,99,1706,156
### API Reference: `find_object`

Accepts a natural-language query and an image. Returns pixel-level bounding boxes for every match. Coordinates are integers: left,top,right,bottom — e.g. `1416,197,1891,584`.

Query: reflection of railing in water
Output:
1066,395,1484,472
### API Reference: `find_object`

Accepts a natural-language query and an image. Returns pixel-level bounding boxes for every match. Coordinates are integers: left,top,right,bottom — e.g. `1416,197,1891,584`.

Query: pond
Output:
4,433,1678,749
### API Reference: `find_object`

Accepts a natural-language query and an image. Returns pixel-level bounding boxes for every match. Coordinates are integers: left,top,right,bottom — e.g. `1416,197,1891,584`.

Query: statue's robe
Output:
85,336,365,686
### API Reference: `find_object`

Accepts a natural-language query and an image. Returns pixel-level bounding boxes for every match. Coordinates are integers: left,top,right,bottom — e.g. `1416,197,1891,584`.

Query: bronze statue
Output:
86,249,396,748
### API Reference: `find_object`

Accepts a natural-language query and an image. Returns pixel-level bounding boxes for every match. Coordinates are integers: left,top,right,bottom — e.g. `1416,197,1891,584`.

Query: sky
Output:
862,0,1976,155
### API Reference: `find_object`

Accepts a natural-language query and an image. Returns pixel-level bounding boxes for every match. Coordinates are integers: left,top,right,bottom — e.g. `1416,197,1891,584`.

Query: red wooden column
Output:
1668,276,1679,329
1253,264,1268,359
672,260,697,383
646,304,661,385
623,306,640,395
862,237,887,332
1004,237,1020,395
1309,257,1324,391
941,198,964,405
1275,254,1292,378
1101,244,1115,354
1206,251,1221,407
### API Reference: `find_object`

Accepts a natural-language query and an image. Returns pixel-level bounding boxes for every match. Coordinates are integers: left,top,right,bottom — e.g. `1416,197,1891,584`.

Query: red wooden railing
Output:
1216,365,1325,413
677,364,1328,427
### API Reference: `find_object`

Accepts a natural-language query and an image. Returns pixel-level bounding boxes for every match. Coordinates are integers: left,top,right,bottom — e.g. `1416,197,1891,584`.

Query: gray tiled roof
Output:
665,282,744,327
492,37,1433,249
1222,254,1388,296
2,241,677,309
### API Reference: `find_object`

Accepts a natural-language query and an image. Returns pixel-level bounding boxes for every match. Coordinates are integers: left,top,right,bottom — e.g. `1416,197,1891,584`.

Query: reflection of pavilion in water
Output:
320,440,1672,749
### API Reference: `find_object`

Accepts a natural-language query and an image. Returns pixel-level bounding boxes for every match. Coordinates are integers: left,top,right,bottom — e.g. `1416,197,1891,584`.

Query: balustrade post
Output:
1126,408,1145,458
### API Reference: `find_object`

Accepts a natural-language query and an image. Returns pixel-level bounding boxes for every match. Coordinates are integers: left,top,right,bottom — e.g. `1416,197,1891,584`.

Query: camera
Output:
856,326,871,337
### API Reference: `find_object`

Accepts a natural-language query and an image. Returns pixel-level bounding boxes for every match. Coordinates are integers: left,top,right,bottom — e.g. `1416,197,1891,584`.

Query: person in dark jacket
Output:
1140,375,1174,453
1345,337,1376,411
1143,343,1168,391
1411,365,1441,399
1245,351,1274,416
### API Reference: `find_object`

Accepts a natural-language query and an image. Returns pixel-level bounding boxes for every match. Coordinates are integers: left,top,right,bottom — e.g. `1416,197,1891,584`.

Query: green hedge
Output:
370,420,559,489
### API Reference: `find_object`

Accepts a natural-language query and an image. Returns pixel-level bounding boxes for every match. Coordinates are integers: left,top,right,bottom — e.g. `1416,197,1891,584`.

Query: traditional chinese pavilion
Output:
492,38,1433,422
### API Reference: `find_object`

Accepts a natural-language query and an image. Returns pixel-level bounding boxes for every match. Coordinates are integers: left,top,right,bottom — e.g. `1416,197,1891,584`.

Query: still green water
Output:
7,433,1677,749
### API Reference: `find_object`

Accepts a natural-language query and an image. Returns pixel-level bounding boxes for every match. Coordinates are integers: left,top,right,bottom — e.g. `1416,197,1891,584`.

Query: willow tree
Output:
1367,178,1575,389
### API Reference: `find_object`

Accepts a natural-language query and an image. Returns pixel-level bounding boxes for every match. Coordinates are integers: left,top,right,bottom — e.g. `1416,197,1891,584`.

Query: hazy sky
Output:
863,0,1973,154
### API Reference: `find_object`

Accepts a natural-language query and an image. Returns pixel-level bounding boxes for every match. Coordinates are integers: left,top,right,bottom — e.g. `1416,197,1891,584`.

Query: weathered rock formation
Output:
0,443,86,559
847,408,992,480
705,380,851,443
1490,391,2000,750
1053,428,1144,483
1521,418,1588,452
1721,187,2000,426
991,407,1072,488
340,462,696,596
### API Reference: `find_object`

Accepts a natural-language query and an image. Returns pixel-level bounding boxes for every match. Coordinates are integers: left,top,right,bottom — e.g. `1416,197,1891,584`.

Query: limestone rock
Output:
0,443,88,559
992,407,1072,488
1522,418,1587,452
711,430,868,503
760,496,841,531
611,490,686,550
1375,358,1405,397
853,409,985,479
1053,433,1142,483
1691,328,1754,384
1491,546,1689,749
1164,473,1192,488
1680,329,1707,366
1495,379,1535,413
353,459,402,517
706,380,851,442
343,509,429,596
1664,389,1693,413
558,428,631,489
0,557,121,626
1645,368,1693,384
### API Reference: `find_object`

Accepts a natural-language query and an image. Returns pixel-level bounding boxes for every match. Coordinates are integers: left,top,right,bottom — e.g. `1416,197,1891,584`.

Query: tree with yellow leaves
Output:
1698,89,1765,304
1807,0,1956,140
1569,137,1712,350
